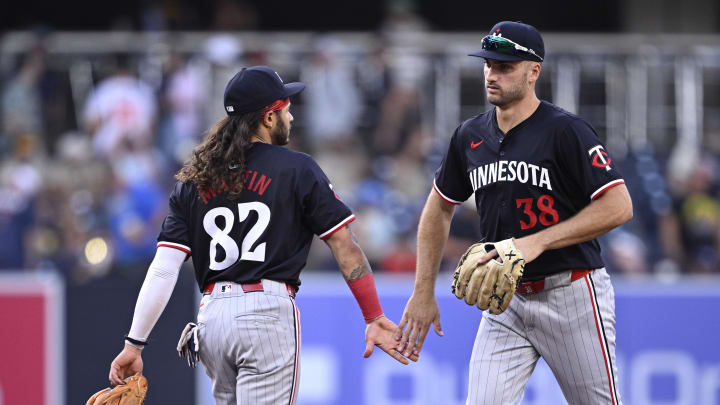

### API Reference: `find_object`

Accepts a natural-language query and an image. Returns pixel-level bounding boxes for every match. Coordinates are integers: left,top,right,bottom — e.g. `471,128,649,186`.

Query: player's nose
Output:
484,69,497,83
486,67,500,81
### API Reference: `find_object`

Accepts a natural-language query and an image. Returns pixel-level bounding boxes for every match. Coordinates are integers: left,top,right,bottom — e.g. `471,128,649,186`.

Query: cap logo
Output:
225,106,234,112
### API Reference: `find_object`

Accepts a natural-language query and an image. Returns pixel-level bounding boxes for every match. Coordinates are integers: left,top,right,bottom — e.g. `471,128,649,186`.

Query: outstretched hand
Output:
364,316,419,365
394,292,444,358
109,344,144,386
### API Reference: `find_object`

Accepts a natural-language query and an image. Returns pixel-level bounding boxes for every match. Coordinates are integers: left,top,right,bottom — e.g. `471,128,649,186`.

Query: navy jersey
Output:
157,143,355,291
434,101,625,279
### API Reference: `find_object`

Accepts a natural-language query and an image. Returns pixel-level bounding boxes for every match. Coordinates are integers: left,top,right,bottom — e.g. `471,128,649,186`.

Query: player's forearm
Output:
529,185,633,252
126,247,185,345
325,226,383,322
414,191,455,294
327,227,373,282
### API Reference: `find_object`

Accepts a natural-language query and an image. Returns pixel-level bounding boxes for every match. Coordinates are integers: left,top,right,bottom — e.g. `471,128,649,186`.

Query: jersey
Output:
157,142,355,291
434,100,625,279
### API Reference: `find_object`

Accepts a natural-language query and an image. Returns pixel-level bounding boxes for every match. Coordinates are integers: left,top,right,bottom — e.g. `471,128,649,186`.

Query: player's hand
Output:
364,315,418,365
109,344,144,386
477,235,544,265
395,291,444,358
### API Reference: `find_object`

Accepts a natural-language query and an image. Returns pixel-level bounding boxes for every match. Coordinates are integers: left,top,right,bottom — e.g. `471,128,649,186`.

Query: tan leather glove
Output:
452,238,525,315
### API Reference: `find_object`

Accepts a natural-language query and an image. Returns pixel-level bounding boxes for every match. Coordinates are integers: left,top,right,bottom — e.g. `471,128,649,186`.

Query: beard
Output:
270,116,290,145
487,71,528,107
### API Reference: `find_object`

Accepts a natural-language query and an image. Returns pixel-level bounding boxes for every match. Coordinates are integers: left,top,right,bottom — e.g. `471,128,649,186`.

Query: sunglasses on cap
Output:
482,35,544,62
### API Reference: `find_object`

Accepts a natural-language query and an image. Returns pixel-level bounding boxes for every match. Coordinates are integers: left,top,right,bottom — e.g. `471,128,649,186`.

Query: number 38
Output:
203,202,270,271
515,195,559,230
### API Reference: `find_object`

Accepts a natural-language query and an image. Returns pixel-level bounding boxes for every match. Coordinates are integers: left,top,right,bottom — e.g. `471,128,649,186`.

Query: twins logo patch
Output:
588,145,612,171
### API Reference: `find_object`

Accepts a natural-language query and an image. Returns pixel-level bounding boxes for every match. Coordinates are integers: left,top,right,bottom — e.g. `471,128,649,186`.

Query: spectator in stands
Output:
159,52,208,165
300,35,361,152
27,135,115,281
603,229,650,275
1,45,46,155
203,34,244,124
82,54,157,157
380,233,417,273
0,136,42,269
356,36,393,153
658,156,720,273
370,46,428,158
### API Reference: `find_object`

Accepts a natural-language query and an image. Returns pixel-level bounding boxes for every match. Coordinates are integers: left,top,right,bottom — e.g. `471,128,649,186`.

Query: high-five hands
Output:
394,292,444,358
364,315,419,364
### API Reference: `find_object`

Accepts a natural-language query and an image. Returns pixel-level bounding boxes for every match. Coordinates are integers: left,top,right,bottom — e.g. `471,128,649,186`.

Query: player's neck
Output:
494,94,541,134
252,128,272,145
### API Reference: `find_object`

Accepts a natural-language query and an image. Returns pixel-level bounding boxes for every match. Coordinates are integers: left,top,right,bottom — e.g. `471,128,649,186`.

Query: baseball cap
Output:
223,66,306,116
469,21,545,63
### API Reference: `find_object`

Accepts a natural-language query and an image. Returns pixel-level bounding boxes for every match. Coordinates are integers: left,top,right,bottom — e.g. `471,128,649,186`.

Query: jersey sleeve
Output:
297,157,355,239
434,125,473,204
157,182,192,256
558,119,625,201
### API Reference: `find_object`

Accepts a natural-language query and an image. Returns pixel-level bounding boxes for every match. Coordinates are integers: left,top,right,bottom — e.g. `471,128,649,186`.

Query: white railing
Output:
3,31,720,158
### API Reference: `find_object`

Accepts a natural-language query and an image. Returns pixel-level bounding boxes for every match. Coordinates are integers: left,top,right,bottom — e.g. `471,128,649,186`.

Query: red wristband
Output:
347,272,384,322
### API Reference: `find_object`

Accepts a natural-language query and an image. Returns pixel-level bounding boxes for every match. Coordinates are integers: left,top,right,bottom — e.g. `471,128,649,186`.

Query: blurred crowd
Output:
1,28,720,285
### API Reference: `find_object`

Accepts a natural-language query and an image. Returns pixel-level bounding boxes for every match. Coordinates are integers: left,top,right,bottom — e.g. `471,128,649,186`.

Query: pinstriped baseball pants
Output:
467,268,621,405
197,280,301,405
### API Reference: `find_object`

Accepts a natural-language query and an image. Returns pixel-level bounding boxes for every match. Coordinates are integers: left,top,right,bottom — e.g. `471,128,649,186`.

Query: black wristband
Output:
124,335,148,346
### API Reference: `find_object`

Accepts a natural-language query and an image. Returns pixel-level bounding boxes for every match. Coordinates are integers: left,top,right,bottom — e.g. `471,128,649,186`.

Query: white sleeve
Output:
126,246,186,346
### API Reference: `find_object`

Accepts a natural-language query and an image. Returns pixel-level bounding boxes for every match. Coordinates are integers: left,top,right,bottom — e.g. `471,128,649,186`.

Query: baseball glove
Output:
451,238,525,315
86,373,148,405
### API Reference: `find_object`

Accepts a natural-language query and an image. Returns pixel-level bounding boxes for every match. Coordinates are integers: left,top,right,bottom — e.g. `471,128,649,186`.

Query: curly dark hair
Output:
176,111,264,199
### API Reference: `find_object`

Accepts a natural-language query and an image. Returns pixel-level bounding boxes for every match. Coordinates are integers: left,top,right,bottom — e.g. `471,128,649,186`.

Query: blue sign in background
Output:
197,275,720,405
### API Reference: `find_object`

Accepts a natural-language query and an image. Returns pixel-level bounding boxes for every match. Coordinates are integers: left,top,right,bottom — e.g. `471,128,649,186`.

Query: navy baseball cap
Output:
223,66,306,116
469,21,545,63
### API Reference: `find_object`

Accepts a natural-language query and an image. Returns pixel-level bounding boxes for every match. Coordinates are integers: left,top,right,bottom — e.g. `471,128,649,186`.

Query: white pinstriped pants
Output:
197,279,300,405
467,268,621,405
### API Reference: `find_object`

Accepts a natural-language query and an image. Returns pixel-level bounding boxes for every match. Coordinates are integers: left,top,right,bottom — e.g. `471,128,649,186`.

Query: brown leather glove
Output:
86,373,148,405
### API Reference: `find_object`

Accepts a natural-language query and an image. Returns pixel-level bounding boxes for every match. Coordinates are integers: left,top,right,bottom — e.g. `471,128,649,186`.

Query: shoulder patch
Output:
587,145,612,172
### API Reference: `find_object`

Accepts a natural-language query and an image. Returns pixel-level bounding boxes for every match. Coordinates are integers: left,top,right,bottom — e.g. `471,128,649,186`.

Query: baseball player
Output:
105,66,416,404
396,22,633,404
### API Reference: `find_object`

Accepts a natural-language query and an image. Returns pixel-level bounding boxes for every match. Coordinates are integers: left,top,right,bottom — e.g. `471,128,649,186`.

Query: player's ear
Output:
527,61,541,85
261,111,275,129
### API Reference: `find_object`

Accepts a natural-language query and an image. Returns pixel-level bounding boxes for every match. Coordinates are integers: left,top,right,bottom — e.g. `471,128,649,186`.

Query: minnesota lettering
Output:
469,160,552,192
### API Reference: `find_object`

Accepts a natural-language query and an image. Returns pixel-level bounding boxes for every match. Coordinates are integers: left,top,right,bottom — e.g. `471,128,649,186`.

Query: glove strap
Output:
346,272,384,323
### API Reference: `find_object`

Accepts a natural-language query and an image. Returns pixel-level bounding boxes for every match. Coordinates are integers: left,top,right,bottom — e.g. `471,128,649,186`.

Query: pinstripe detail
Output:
584,274,618,405
468,298,537,405
288,297,301,405
573,278,596,404
250,292,267,402
198,281,299,404
466,270,620,404
561,288,587,403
